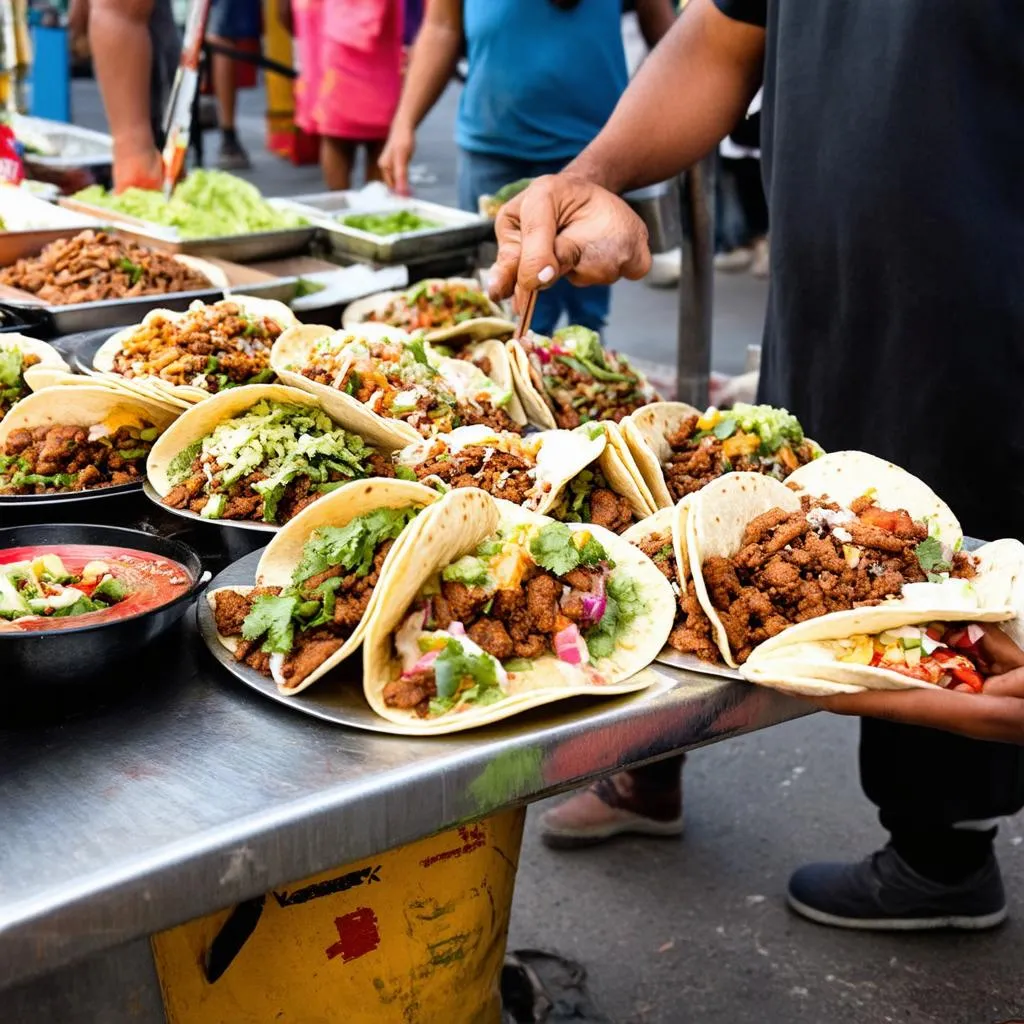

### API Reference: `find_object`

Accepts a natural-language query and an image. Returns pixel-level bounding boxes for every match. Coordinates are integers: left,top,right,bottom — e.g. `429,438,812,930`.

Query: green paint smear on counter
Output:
468,747,544,812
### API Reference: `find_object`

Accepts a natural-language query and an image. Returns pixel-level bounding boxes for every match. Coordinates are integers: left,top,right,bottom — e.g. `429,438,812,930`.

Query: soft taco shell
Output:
0,383,178,448
207,477,440,696
92,296,296,404
362,492,671,733
146,382,380,497
786,450,961,547
341,277,513,345
271,322,424,448
437,338,526,425
621,401,705,509
507,336,559,430
394,424,606,515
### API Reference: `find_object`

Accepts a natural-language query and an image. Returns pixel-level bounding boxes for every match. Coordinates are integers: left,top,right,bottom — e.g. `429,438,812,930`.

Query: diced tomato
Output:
870,650,883,667
926,625,944,642
858,506,900,532
949,664,984,692
944,628,966,649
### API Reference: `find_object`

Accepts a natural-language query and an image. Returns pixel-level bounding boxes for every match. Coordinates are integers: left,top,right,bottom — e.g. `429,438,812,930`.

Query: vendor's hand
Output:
815,624,1024,745
489,174,652,311
113,143,162,193
378,123,415,196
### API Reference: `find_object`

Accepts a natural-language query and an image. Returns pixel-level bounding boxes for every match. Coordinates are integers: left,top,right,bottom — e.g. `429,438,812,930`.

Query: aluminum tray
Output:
198,546,676,735
58,197,318,262
14,115,113,171
284,192,493,263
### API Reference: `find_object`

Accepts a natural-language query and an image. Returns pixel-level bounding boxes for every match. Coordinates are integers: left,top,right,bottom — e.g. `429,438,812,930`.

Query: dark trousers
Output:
861,719,1024,879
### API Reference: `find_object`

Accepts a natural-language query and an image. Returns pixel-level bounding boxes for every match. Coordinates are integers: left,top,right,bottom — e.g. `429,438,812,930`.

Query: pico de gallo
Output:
830,622,988,691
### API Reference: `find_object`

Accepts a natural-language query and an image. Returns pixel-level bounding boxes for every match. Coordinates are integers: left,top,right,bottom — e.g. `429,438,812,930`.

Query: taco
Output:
508,325,659,431
93,297,297,403
0,385,176,495
686,461,1014,668
362,492,674,732
623,402,821,509
393,423,605,514
622,499,722,662
208,478,439,694
544,423,655,533
0,335,68,422
341,277,513,345
741,539,1024,696
146,384,397,526
271,323,526,446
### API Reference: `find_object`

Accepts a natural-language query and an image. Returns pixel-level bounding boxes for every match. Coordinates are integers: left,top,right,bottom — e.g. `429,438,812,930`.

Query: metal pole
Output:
675,156,715,406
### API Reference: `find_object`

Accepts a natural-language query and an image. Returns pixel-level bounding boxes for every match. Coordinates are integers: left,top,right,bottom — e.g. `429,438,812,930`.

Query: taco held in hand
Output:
623,401,821,509
363,494,674,730
209,479,439,694
686,454,1018,667
272,323,526,446
146,385,396,525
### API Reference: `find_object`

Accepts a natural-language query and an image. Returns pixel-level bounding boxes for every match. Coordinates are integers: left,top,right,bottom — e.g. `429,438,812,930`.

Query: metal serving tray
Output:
198,546,675,735
284,191,494,263
14,115,113,171
58,197,318,263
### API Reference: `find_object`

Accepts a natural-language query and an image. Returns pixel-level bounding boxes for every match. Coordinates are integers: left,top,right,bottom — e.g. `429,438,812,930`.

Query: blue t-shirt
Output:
457,0,629,163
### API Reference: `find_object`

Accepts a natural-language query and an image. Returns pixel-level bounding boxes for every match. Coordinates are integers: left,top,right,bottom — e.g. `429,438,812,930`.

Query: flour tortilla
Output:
146,382,384,498
740,538,1024,696
92,296,296,404
621,401,706,509
435,338,526,425
362,492,672,733
272,322,526,448
688,465,1010,668
207,478,440,696
0,384,178,451
622,505,685,591
506,335,558,430
601,420,658,515
395,423,606,516
341,277,513,345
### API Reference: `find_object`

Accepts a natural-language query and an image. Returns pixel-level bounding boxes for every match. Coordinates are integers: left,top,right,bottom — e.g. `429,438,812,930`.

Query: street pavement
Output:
73,71,1024,1024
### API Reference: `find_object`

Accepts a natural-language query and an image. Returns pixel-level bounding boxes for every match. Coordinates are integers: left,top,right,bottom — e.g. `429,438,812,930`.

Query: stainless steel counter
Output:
0,609,810,992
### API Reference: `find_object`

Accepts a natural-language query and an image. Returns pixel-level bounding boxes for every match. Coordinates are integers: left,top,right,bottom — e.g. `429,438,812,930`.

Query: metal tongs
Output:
513,289,538,341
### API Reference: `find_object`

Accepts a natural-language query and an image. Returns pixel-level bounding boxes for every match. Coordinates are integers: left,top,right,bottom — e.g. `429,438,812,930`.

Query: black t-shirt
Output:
713,0,1024,540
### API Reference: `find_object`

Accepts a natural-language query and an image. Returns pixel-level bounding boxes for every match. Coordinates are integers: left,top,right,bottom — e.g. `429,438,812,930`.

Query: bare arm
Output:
89,0,162,190
634,0,677,49
379,0,462,194
491,0,765,300
570,0,765,193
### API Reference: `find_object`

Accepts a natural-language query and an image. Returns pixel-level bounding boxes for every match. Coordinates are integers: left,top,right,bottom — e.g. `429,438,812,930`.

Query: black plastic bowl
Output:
0,524,207,688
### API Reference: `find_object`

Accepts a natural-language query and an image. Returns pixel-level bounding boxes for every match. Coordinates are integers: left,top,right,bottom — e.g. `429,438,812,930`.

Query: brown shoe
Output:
539,774,683,849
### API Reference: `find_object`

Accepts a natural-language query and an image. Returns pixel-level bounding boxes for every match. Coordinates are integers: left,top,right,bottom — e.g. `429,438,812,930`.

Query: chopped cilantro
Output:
584,574,647,659
292,506,419,585
915,536,951,576
433,638,501,702
204,355,219,374
395,465,418,482
241,593,298,654
712,417,738,440
530,522,609,577
407,336,436,375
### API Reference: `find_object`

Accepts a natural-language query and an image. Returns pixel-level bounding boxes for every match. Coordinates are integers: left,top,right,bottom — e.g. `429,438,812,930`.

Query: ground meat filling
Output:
0,230,212,305
703,495,977,664
110,301,283,392
0,423,155,493
587,488,635,533
634,531,719,661
213,541,395,688
662,415,818,502
411,443,543,506
166,450,395,524
382,564,608,717
528,348,654,429
366,284,494,332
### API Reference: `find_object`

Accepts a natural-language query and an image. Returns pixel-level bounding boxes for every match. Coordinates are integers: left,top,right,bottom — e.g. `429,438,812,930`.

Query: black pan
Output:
0,523,208,694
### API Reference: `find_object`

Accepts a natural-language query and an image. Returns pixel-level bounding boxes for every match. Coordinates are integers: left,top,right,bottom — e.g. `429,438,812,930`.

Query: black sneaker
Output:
787,846,1007,931
217,137,251,171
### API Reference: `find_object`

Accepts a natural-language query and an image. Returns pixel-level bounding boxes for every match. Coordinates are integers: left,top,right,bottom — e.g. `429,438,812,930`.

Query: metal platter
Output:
654,647,742,680
284,192,493,263
198,547,680,735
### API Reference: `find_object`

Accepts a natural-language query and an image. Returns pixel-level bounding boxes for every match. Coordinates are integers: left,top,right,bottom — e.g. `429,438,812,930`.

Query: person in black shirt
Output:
490,0,1024,931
